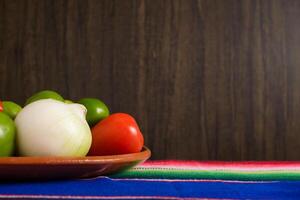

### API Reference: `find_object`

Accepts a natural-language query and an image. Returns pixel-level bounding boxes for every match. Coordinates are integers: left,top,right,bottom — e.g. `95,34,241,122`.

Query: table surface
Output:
1,160,300,199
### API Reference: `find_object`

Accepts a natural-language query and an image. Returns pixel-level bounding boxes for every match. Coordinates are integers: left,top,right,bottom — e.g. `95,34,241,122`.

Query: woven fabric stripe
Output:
111,160,300,181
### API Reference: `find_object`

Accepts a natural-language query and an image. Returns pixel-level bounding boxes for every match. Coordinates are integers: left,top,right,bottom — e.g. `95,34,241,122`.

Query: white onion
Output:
15,99,92,156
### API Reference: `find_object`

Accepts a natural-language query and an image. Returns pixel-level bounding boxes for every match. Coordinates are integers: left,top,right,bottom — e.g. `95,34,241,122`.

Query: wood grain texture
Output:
1,0,300,160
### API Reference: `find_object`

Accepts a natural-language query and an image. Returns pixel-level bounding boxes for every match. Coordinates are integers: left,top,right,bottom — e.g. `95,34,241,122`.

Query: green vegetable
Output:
2,101,22,119
64,99,74,104
0,112,16,156
78,98,110,126
25,90,64,105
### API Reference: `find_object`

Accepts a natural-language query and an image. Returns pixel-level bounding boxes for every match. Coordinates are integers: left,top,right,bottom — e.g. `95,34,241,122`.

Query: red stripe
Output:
140,160,300,170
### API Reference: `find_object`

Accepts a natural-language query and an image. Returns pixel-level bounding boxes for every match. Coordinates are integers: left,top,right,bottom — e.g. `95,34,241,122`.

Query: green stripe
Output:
111,169,300,181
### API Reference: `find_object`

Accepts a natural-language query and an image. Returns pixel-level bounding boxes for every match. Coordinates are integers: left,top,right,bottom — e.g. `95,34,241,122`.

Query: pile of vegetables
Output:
0,90,144,157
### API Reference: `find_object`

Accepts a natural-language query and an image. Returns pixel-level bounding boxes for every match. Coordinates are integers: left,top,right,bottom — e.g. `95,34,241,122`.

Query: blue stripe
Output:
0,177,300,199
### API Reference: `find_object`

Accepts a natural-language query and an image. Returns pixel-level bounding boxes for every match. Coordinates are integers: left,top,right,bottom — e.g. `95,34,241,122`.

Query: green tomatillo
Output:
2,101,22,119
78,98,110,126
25,90,64,105
0,112,16,156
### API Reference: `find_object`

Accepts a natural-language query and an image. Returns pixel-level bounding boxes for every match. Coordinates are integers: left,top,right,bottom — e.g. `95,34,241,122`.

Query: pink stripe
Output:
139,160,300,171
0,194,224,200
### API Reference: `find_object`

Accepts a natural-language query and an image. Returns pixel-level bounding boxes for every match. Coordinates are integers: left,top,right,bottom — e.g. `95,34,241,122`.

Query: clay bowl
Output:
0,146,151,181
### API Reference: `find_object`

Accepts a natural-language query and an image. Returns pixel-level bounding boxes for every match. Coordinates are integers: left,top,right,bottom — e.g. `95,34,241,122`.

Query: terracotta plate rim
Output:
0,146,151,165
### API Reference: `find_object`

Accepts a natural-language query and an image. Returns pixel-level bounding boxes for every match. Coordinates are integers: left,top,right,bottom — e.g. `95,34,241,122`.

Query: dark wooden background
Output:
1,0,300,160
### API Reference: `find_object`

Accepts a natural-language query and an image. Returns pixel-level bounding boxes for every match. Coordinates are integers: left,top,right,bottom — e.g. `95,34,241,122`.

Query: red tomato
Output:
0,101,3,112
88,113,144,156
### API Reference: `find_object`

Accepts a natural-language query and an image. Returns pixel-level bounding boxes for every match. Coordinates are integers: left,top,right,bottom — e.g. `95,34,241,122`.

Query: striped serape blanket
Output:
1,160,300,199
